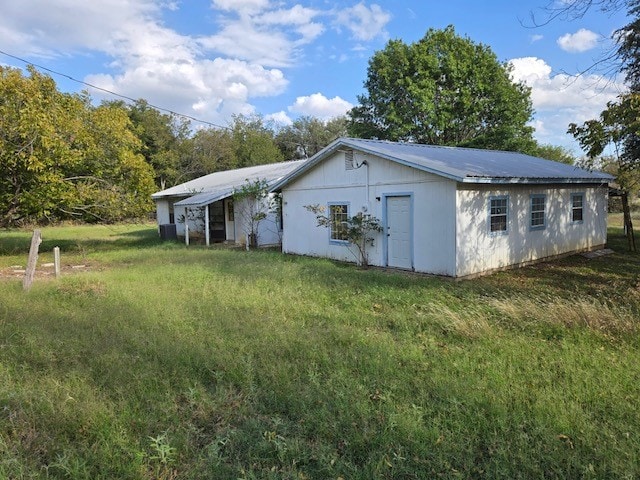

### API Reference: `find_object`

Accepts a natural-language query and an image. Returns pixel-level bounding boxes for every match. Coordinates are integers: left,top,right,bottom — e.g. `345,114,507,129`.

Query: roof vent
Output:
344,149,355,170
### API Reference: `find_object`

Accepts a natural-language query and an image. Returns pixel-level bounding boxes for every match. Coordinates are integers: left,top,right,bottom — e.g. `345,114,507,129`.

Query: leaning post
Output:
23,229,42,291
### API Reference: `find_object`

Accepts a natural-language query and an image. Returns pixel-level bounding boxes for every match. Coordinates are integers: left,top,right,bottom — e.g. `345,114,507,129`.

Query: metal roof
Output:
152,159,307,208
271,138,614,191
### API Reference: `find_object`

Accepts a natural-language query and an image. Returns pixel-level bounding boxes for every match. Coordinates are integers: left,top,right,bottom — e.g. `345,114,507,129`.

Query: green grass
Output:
1,221,640,479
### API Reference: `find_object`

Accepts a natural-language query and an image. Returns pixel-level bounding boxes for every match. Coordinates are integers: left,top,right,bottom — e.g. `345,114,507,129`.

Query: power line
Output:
0,49,230,130
0,49,347,152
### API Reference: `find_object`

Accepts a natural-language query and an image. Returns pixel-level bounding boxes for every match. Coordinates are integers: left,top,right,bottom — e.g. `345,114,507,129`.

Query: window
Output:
329,203,349,242
489,196,508,233
169,201,175,224
571,193,584,223
530,194,546,229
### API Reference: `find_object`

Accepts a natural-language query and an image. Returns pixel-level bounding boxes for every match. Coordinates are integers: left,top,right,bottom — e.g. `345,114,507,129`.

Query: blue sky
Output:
0,0,629,152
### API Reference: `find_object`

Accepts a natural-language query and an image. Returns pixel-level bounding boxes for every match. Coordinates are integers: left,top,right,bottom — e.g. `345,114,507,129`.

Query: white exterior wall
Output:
281,151,458,275
232,195,282,247
455,185,609,277
174,205,204,237
155,200,171,226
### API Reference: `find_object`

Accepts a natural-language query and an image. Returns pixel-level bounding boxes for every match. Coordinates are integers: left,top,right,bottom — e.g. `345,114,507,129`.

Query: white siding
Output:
155,200,171,226
176,206,204,238
232,195,282,247
455,185,608,277
281,150,457,275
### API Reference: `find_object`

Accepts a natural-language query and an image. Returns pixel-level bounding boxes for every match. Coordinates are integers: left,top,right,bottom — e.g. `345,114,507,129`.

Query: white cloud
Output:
0,1,384,129
530,34,544,43
259,5,319,26
266,110,293,126
509,56,624,148
335,2,391,41
198,4,324,67
198,19,295,67
557,28,599,53
210,0,268,15
0,0,160,57
288,93,353,119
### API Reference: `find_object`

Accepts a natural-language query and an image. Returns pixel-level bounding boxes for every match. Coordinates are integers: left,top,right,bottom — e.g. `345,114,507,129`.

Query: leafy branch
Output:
305,204,383,268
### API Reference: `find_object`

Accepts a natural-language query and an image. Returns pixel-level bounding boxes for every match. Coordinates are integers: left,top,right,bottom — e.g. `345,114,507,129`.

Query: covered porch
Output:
173,192,236,246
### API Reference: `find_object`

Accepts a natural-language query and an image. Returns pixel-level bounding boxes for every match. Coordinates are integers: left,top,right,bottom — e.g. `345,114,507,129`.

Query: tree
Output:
305,204,383,268
549,0,640,250
231,114,284,168
275,116,348,160
119,99,190,190
1,66,76,225
179,128,236,181
530,143,576,164
0,66,155,226
348,26,535,152
568,93,639,250
63,101,156,222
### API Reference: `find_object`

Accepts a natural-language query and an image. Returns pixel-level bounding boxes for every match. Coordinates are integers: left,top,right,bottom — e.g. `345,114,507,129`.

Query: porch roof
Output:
173,189,233,208
153,159,307,208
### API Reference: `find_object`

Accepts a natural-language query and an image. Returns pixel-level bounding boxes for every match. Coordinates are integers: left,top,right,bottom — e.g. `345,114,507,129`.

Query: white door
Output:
386,196,412,269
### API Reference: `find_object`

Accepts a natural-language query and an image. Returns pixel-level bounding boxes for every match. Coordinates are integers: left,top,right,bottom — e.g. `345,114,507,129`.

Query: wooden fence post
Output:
185,224,190,246
23,229,42,291
54,246,61,278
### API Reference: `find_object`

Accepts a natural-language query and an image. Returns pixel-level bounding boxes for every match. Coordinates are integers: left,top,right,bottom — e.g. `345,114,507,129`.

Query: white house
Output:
270,138,614,278
152,160,306,247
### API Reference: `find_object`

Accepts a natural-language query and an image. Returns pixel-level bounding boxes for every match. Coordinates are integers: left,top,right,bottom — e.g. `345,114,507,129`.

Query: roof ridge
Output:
343,137,541,156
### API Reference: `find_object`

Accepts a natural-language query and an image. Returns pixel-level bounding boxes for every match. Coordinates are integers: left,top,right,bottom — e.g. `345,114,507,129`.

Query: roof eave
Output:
270,140,345,192
460,176,614,184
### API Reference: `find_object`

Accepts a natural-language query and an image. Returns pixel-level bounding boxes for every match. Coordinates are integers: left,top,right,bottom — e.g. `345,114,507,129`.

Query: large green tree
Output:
113,99,191,190
275,116,348,160
179,128,236,181
230,114,283,167
565,0,640,187
559,0,640,249
0,66,155,226
348,26,535,152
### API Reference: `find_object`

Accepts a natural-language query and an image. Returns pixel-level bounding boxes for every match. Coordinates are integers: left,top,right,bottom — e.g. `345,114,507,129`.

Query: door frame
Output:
382,192,414,270
208,200,226,242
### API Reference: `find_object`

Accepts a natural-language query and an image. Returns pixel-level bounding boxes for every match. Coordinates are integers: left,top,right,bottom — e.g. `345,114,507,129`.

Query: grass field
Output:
1,219,639,479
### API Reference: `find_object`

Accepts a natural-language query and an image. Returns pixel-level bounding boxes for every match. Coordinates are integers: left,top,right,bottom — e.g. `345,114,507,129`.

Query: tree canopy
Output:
0,66,155,226
275,116,347,160
0,66,351,227
566,0,640,194
348,26,536,152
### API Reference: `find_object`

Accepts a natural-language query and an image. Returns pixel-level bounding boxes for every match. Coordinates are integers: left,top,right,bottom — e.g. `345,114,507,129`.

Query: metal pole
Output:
205,205,210,247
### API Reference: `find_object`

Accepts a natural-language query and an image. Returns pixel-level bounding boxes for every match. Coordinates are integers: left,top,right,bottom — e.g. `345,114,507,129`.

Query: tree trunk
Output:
622,192,637,252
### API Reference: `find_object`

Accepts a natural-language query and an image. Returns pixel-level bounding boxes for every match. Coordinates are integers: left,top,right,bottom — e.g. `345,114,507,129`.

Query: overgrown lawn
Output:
1,221,639,479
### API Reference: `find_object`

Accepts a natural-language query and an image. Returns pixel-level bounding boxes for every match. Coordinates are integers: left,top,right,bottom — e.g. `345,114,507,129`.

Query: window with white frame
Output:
489,196,508,233
530,194,546,229
329,203,349,242
571,193,584,223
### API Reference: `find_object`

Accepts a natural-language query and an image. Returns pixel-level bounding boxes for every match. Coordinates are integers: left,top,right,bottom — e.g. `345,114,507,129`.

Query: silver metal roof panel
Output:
153,159,307,207
270,138,613,191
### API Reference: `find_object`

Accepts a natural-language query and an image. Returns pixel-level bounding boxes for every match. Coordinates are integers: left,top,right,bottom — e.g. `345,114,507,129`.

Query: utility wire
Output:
0,49,345,152
0,49,230,130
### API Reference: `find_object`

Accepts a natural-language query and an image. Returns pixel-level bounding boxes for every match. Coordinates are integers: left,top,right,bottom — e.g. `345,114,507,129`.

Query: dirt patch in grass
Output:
0,262,95,280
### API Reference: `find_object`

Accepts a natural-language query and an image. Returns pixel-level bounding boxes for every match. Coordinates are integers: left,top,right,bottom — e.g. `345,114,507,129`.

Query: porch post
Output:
205,204,210,246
